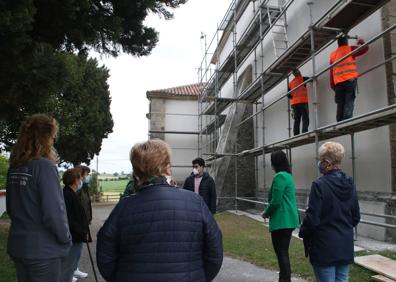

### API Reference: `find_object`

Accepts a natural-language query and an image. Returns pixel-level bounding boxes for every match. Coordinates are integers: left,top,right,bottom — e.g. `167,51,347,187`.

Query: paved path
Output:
78,204,306,282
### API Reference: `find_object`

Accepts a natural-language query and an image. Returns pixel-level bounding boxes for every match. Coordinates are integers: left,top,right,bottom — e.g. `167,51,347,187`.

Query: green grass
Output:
99,179,128,193
0,222,16,282
215,212,385,282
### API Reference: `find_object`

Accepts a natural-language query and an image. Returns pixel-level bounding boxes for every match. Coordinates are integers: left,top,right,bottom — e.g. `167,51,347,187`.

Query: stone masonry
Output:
149,98,165,140
382,1,396,243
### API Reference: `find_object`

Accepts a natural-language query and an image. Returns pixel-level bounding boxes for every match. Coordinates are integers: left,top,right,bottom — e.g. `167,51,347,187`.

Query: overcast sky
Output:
90,0,231,174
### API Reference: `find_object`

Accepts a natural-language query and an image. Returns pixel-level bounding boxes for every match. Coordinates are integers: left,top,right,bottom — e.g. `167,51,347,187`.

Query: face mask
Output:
77,180,83,190
318,161,327,174
83,175,91,183
193,168,199,175
165,175,172,185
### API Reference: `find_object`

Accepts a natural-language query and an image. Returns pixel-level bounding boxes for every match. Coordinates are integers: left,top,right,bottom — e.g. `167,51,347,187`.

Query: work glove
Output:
357,38,364,45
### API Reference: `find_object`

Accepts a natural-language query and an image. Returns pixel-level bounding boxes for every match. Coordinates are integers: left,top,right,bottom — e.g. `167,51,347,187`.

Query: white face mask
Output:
83,175,91,183
77,180,83,190
193,168,199,175
165,175,172,185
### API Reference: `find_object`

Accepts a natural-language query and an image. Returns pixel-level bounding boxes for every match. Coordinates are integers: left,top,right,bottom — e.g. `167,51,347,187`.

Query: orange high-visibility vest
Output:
330,46,358,85
288,76,308,105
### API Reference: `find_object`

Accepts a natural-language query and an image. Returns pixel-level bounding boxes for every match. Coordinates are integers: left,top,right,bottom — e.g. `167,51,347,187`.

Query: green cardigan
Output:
263,171,300,232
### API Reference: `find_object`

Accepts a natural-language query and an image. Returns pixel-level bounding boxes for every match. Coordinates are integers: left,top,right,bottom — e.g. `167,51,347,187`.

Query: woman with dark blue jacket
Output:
299,142,360,282
96,139,223,282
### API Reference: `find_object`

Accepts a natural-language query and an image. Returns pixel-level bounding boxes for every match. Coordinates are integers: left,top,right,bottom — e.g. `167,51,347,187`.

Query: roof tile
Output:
147,83,205,97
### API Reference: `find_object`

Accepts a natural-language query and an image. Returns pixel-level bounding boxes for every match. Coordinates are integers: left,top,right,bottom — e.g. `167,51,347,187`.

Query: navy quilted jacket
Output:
96,180,223,282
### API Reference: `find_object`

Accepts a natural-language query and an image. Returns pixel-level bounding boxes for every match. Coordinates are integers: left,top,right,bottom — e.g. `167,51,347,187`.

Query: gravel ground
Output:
76,203,305,282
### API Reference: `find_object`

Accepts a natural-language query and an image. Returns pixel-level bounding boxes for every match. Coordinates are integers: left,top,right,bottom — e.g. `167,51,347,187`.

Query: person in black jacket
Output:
96,139,223,282
299,142,360,282
62,168,89,282
183,158,217,214
74,165,91,279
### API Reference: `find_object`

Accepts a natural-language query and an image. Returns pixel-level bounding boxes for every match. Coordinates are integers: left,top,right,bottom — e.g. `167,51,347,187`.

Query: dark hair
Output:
63,168,81,186
271,150,291,173
76,165,91,176
337,35,348,46
292,69,300,76
192,157,205,167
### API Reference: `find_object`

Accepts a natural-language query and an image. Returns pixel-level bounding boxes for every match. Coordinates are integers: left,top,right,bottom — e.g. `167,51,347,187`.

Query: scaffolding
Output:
197,0,396,234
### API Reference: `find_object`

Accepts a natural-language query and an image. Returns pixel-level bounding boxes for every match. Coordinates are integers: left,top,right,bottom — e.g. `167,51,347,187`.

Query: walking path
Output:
78,203,306,282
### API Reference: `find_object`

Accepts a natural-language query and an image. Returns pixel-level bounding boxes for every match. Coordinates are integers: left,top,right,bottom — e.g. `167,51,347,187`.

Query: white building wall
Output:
217,2,392,195
211,1,393,239
163,99,198,184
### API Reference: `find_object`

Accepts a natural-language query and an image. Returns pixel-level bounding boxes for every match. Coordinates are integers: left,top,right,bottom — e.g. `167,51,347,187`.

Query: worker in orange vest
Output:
288,69,310,135
330,34,369,122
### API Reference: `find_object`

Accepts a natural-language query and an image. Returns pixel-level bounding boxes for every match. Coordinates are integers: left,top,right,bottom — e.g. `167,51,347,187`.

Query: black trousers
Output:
292,103,309,135
271,228,294,282
335,79,357,122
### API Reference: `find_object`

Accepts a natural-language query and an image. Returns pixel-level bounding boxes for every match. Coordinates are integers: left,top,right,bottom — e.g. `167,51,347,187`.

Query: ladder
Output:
266,0,288,58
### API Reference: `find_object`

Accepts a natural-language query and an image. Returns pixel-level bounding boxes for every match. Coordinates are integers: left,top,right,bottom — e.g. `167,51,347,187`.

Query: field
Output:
99,179,129,193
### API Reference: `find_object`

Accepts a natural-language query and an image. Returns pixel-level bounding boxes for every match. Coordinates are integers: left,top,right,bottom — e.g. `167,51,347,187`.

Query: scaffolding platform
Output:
200,115,226,135
321,0,390,31
239,103,396,157
238,28,338,102
202,98,235,115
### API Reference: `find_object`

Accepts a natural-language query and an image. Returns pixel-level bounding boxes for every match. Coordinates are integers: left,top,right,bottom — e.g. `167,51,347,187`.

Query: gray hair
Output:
318,141,345,165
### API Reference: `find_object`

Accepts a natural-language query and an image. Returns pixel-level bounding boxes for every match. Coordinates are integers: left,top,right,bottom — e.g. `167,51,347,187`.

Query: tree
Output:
0,0,186,164
0,51,113,165
54,55,114,165
1,0,187,57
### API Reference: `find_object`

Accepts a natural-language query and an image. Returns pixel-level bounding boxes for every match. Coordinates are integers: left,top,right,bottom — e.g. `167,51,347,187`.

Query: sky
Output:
90,0,231,174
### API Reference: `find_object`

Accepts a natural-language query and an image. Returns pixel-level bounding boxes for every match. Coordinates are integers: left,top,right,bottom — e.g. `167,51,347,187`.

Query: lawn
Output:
215,212,377,282
99,179,129,193
0,219,16,282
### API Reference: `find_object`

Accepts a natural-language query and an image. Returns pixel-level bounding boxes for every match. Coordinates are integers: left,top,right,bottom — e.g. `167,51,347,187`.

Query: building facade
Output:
198,0,396,241
146,83,203,184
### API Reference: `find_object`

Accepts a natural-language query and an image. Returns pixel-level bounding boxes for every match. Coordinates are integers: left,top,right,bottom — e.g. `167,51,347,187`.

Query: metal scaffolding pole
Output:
232,0,238,212
308,1,320,179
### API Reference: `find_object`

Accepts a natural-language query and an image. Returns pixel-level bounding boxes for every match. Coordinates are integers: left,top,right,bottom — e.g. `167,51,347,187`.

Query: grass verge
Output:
0,219,16,282
215,212,381,282
99,179,128,193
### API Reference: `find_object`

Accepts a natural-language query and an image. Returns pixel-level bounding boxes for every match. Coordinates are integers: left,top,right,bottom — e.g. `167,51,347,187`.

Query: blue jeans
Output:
61,243,83,282
313,264,349,282
335,79,357,122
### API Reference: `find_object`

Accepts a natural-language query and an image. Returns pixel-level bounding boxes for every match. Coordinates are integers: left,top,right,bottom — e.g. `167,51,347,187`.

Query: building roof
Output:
146,83,205,99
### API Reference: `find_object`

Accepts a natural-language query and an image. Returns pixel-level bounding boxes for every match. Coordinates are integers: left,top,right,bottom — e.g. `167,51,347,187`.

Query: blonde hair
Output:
10,114,59,167
130,139,171,183
319,141,345,165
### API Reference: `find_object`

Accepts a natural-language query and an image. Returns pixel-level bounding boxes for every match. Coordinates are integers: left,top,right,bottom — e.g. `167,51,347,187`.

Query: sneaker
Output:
72,277,78,282
74,269,88,278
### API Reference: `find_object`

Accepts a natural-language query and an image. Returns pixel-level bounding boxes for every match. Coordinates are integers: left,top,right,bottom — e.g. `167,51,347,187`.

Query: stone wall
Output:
382,1,396,243
149,98,165,140
217,104,256,211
